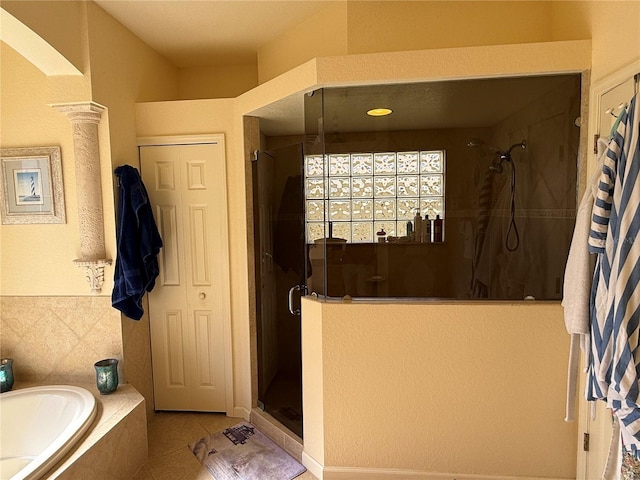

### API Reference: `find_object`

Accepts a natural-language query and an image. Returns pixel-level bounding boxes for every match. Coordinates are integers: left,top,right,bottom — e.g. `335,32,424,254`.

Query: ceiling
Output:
94,0,329,68
318,75,578,133
93,1,579,137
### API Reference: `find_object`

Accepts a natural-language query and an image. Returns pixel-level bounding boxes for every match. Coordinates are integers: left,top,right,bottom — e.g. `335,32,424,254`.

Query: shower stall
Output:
301,75,582,300
253,73,582,439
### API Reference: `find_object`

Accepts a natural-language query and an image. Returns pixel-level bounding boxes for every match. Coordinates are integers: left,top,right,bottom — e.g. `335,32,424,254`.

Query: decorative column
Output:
52,101,112,293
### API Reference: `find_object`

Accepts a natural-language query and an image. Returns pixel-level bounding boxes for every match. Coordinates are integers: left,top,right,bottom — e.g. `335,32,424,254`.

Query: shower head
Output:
467,138,500,152
505,140,527,154
468,138,526,155
468,138,527,174
489,140,527,174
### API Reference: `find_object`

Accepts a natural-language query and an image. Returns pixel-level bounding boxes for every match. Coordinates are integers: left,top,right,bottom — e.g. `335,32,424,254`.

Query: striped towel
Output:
588,94,640,460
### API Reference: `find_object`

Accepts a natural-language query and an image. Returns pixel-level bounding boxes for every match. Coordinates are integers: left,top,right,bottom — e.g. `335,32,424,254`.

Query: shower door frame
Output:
252,143,307,438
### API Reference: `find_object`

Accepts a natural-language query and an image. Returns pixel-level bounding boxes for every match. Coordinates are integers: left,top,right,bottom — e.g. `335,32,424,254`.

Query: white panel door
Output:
140,141,230,412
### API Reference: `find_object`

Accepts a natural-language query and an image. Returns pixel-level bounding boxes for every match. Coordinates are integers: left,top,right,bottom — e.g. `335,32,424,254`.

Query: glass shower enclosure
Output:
303,75,582,300
254,73,583,439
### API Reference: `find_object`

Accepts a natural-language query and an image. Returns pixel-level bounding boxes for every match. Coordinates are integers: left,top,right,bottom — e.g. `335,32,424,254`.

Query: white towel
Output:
562,139,608,422
562,139,607,335
565,334,581,422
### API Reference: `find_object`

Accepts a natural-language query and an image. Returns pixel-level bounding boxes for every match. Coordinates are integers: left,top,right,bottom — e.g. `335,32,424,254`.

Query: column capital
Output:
51,101,106,124
74,259,113,293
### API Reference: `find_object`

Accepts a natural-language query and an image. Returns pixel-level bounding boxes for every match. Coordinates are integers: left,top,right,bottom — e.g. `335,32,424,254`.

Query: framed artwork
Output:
0,146,66,224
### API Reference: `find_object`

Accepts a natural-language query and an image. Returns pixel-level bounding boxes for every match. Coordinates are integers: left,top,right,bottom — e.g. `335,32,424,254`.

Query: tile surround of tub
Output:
121,308,154,416
49,383,148,480
0,296,123,384
8,382,147,480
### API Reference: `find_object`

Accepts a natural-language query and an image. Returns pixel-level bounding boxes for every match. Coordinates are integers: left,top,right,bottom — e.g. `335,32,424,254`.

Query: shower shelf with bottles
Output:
309,240,449,299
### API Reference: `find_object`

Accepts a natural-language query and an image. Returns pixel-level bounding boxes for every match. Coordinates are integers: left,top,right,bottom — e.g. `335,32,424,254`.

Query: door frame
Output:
137,133,234,416
576,60,640,480
252,144,306,438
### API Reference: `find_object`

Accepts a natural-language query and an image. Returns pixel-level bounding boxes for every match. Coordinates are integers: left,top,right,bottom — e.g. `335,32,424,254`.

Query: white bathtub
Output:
0,385,97,480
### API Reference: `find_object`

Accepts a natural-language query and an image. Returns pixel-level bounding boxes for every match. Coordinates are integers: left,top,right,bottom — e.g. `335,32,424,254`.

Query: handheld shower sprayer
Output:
467,138,527,251
468,138,526,173
492,140,527,173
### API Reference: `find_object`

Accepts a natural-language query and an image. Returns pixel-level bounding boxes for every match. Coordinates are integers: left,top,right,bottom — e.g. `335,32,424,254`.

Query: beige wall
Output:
257,2,348,84
1,0,88,74
255,0,571,85
301,298,324,465
255,1,639,89
0,42,92,295
346,1,553,54
302,299,575,478
1,1,639,475
178,63,259,100
86,1,178,169
551,1,640,83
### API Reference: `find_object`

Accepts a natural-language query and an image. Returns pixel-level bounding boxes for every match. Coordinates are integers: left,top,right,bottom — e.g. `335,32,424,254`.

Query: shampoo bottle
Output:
413,211,422,242
434,215,443,242
423,215,432,243
406,221,413,239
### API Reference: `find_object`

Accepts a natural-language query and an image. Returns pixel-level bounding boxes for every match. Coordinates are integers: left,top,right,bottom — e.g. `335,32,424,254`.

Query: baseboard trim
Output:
301,451,324,480
320,466,573,480
232,406,250,421
300,453,573,480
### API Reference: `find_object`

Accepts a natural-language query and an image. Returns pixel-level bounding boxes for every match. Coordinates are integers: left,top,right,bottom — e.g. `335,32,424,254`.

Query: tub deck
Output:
12,383,147,480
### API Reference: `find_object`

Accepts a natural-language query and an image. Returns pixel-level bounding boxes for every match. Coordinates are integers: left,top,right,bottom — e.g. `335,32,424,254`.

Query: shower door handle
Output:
288,284,308,316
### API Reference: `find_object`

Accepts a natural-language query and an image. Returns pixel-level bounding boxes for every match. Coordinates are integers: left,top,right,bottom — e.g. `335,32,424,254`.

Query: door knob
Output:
199,292,206,299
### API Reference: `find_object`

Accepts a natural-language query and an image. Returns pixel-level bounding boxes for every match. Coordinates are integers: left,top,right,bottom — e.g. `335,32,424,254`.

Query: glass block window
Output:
305,150,445,243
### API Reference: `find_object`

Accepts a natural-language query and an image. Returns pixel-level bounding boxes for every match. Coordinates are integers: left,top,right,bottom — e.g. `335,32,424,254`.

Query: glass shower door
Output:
254,143,306,438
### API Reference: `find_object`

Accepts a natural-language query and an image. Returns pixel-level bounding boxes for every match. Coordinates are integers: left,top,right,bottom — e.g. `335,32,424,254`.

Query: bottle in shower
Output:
406,221,413,239
434,215,443,242
422,215,432,243
413,210,422,242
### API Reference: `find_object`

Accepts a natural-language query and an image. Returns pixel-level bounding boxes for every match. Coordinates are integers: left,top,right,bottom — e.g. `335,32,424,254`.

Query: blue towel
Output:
112,165,163,320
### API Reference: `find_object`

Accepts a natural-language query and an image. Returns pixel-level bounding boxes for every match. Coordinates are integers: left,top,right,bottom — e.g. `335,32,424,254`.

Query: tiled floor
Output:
132,411,317,480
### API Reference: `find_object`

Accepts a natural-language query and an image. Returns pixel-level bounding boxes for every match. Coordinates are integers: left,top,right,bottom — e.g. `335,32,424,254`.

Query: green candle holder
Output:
1,358,14,393
94,358,118,394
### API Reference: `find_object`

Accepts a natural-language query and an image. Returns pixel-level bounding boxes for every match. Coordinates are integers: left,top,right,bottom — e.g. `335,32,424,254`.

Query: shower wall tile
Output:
0,296,123,384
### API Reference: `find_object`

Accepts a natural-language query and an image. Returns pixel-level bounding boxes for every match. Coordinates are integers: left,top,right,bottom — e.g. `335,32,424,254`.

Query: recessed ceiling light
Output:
367,108,392,117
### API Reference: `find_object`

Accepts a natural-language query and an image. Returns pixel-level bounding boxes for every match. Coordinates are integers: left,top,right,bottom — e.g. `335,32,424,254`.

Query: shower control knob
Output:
199,292,206,300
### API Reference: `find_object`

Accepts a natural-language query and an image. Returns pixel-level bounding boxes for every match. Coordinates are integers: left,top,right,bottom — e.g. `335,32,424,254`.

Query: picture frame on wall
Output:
0,146,66,224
